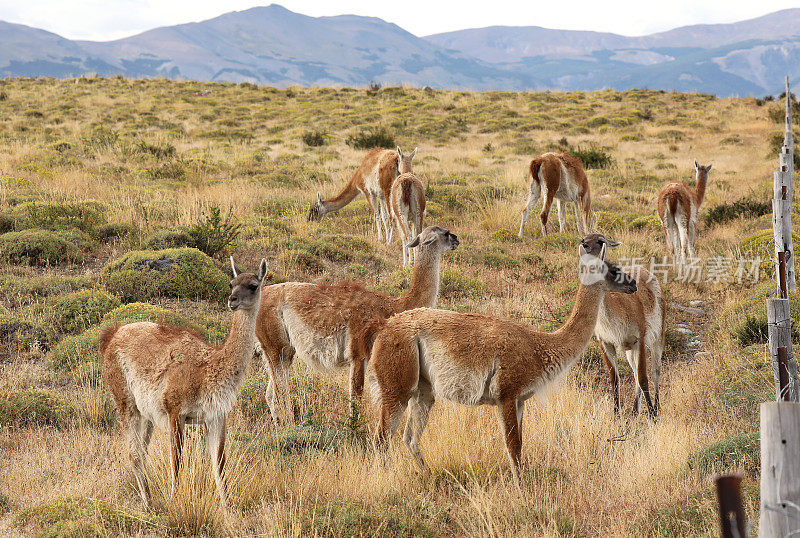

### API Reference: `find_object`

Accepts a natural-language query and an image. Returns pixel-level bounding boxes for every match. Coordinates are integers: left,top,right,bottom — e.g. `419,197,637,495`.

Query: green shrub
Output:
628,214,661,231
188,205,242,258
739,229,800,257
0,315,50,357
47,326,103,376
689,432,759,475
704,197,771,226
769,130,800,169
488,228,519,243
98,222,136,242
50,289,121,334
656,129,685,142
0,388,75,427
143,225,194,250
8,200,108,235
570,146,614,169
301,130,327,147
717,282,800,346
0,228,92,265
346,127,395,149
134,139,176,159
439,268,489,299
103,247,229,302
0,274,94,305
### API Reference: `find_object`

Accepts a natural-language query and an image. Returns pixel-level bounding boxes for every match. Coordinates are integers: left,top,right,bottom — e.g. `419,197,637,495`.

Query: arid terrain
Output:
0,77,794,536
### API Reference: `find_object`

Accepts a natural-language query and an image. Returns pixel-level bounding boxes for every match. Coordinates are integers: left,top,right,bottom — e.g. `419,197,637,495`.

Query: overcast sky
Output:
0,0,797,41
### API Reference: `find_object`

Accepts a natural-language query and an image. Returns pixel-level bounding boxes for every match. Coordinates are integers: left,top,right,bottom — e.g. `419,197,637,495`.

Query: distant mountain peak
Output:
0,6,798,95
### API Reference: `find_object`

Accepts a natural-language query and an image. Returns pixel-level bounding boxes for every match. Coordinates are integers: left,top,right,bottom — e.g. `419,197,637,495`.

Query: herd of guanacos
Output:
98,146,712,506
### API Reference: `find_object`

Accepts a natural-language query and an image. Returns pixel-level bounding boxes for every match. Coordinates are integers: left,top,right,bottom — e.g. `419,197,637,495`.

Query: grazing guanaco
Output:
390,172,426,266
657,160,712,263
362,240,636,482
518,152,596,238
581,233,664,416
308,146,416,243
256,226,458,427
101,258,268,508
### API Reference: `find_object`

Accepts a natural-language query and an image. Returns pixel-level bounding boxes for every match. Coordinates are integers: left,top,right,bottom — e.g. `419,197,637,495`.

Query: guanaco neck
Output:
548,283,605,362
397,247,442,310
211,301,260,390
693,169,708,207
323,177,361,214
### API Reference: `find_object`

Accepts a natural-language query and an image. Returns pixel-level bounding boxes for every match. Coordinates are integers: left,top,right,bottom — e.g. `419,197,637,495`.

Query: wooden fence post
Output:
759,402,800,536
768,77,798,402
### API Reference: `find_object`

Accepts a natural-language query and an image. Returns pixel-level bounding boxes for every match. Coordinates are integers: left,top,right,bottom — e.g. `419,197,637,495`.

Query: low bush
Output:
703,197,771,226
143,226,194,250
689,432,759,475
739,229,800,258
50,289,121,334
0,228,92,265
439,268,489,299
346,127,395,150
188,205,242,258
103,247,229,302
0,316,50,357
301,130,327,147
570,146,614,169
628,214,661,231
0,388,75,428
0,274,94,305
7,199,108,236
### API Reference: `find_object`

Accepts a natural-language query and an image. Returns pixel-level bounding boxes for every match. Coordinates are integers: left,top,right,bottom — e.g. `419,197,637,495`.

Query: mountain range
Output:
1,4,798,96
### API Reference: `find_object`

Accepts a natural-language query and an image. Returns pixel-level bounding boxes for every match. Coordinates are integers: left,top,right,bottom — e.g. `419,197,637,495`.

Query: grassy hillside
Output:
0,76,792,536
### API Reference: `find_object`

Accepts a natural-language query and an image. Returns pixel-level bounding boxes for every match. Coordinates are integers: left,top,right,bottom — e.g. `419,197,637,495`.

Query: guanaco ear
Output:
397,146,404,158
706,163,713,171
421,235,437,247
578,244,588,258
599,242,608,261
694,159,699,169
406,235,421,248
410,147,417,159
230,256,238,277
257,258,268,282
317,192,323,204
605,238,621,248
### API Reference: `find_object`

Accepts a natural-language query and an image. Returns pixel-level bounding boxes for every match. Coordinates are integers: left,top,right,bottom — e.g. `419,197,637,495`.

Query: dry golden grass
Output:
0,77,785,535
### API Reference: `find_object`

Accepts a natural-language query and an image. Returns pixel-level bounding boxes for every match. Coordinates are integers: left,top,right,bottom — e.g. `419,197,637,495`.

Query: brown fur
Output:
256,226,457,426
367,244,637,480
390,172,426,266
101,261,267,509
308,148,414,244
656,162,711,261
582,234,664,416
519,152,596,238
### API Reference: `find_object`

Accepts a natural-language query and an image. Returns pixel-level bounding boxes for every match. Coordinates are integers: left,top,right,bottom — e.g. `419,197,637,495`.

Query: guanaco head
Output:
580,233,621,262
308,192,326,222
228,257,268,311
397,146,417,174
578,239,636,294
694,160,713,180
406,225,459,255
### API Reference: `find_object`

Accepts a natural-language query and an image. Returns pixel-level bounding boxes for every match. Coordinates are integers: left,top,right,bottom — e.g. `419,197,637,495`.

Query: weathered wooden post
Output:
767,76,798,402
760,78,800,537
759,403,800,536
